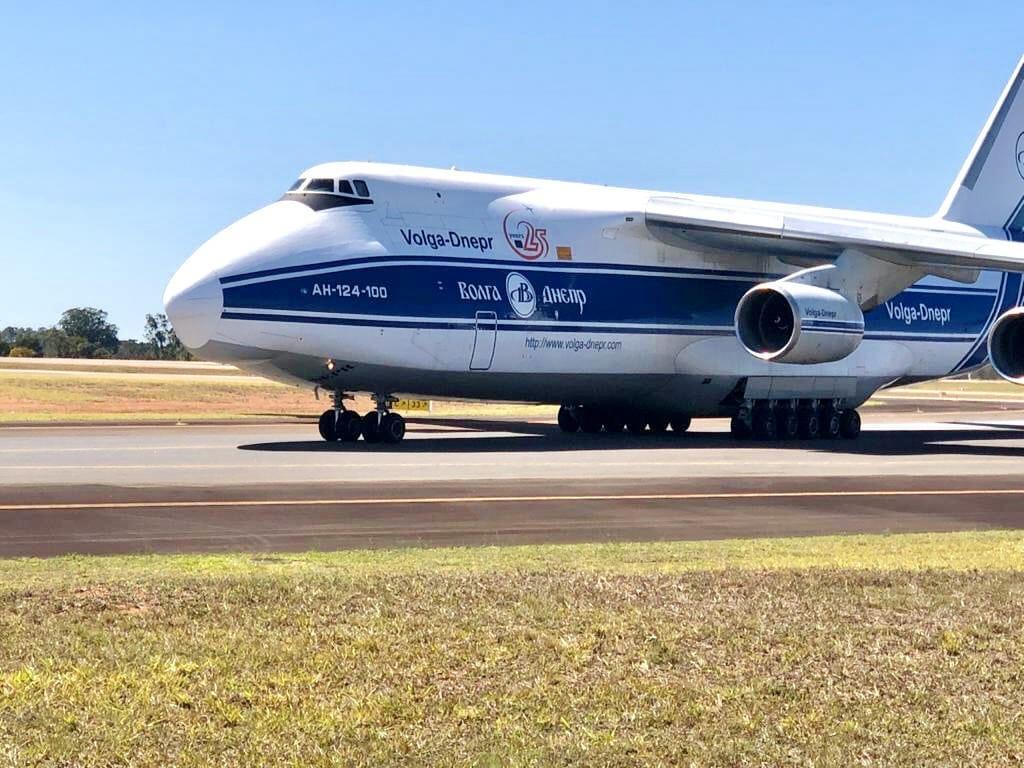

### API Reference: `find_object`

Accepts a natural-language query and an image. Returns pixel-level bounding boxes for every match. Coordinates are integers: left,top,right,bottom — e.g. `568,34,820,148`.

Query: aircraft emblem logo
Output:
505,272,536,318
503,211,549,260
1017,132,1024,181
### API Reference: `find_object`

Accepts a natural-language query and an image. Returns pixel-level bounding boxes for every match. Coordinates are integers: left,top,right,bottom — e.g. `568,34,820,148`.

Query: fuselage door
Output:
470,311,497,370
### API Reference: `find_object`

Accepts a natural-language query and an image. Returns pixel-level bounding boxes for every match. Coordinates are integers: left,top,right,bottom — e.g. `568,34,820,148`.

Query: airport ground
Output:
2,358,1024,555
3,360,1024,764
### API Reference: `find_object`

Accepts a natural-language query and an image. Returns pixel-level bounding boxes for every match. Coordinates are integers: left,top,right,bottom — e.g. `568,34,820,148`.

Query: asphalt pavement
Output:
2,402,1024,555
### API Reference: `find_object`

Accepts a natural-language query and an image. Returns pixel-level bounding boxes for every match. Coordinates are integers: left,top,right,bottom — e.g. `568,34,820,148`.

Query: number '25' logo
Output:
503,211,549,260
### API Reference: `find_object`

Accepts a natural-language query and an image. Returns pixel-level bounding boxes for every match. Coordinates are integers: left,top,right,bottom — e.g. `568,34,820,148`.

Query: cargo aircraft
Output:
165,57,1024,445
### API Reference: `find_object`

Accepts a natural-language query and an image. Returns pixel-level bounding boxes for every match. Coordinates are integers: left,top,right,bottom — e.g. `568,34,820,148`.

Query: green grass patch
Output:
3,531,1024,766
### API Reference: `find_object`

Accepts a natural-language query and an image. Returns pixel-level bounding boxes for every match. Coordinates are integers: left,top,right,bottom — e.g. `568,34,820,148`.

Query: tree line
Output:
1,308,189,360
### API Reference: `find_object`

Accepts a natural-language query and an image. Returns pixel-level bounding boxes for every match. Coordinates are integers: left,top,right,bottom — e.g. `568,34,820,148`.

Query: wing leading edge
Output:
645,196,1024,272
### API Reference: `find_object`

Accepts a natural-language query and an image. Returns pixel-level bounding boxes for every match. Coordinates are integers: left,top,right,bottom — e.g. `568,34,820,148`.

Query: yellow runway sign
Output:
395,399,429,412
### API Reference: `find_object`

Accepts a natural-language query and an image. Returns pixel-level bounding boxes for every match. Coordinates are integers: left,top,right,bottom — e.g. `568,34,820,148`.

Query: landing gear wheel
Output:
557,406,580,433
626,416,647,435
337,411,362,442
776,407,800,440
579,407,604,434
603,413,626,434
670,415,691,434
380,412,406,444
753,410,778,441
318,410,339,442
798,409,820,440
839,409,861,439
730,416,752,439
648,415,670,435
730,416,750,439
361,411,382,443
820,406,841,439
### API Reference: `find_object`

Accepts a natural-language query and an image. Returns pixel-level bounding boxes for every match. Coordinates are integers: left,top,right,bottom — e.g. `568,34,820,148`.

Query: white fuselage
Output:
164,162,1013,416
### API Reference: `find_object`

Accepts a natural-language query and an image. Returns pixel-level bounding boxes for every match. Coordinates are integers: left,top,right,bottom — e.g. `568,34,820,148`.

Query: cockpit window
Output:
280,176,373,210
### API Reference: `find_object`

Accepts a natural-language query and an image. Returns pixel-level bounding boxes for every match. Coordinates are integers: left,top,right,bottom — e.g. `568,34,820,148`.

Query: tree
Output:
40,328,78,358
144,313,187,360
144,313,169,356
58,308,119,355
2,327,44,354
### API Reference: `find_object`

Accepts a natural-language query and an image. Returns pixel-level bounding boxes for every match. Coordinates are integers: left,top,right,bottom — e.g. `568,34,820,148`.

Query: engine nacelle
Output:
987,307,1024,382
735,282,864,364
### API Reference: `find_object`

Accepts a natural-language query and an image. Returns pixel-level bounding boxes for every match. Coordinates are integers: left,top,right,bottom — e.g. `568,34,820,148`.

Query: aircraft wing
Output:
645,196,1024,272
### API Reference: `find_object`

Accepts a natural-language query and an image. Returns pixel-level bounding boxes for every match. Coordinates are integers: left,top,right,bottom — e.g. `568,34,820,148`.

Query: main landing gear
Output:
557,400,861,442
557,405,692,437
318,392,406,445
730,399,860,442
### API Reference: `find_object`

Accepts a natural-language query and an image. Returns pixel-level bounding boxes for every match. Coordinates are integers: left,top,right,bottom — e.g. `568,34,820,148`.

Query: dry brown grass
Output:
0,371,320,422
0,369,553,423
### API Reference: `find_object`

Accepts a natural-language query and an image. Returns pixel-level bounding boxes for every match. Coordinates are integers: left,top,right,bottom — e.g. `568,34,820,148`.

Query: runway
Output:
3,402,1024,556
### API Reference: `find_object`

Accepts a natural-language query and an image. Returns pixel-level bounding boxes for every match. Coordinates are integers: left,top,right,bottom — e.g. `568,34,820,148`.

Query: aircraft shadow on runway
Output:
237,417,1024,458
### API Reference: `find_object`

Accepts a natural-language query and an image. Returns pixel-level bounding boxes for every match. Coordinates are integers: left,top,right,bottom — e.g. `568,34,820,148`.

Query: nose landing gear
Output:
318,391,407,445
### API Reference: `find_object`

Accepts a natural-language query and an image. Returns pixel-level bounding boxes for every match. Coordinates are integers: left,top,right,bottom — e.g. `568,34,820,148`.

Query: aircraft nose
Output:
164,200,315,351
163,260,223,351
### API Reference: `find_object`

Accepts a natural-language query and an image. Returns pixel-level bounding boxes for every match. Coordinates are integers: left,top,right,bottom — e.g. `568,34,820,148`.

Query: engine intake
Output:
987,307,1024,382
735,282,864,364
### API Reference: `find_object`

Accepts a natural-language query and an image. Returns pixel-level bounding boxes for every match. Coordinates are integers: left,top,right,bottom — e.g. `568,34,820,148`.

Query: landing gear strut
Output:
318,391,406,445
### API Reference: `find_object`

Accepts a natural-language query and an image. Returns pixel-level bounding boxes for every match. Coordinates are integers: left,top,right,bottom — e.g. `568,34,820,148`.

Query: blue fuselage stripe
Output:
219,256,1007,349
219,253,787,285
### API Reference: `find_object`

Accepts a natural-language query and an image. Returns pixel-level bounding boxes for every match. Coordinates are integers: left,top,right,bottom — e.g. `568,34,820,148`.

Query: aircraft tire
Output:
579,407,604,434
648,415,670,435
839,409,861,439
670,415,691,433
730,416,751,439
318,410,339,442
603,413,626,434
820,406,842,439
798,409,820,440
626,416,647,435
380,412,406,444
557,406,580,433
753,410,777,440
777,407,800,440
362,411,382,443
337,411,362,442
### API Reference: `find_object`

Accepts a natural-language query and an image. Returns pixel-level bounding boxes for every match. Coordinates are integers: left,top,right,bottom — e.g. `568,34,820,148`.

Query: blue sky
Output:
0,2,1020,337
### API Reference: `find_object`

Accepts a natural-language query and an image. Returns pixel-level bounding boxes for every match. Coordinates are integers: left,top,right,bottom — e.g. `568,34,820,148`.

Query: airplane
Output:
165,56,1024,445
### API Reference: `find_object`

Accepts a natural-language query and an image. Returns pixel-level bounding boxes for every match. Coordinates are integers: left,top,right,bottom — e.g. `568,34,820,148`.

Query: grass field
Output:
3,531,1024,766
0,369,316,423
2,357,1023,424
0,361,549,423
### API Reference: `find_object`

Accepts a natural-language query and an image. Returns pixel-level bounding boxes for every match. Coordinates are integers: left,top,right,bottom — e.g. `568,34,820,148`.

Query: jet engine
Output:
735,282,864,364
987,307,1024,382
